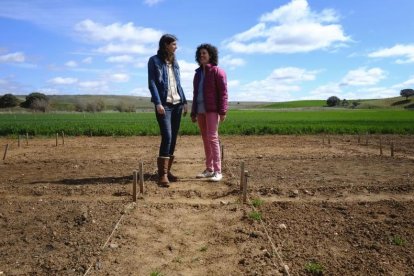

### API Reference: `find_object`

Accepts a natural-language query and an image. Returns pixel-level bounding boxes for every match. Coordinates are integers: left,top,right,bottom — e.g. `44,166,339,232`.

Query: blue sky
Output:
1,0,414,102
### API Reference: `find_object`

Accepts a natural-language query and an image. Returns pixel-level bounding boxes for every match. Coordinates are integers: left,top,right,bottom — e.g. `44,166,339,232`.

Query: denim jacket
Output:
148,54,187,106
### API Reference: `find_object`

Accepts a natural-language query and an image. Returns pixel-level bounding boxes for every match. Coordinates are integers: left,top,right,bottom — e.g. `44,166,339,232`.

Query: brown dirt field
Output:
0,135,413,276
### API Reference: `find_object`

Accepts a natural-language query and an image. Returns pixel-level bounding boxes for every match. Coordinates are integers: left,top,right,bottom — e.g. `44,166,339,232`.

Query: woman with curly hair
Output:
191,43,228,182
148,34,188,187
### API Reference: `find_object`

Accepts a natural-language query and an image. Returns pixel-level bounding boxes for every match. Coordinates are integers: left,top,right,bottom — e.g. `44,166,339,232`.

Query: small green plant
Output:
251,198,264,208
200,245,208,252
305,261,324,275
173,257,182,263
248,211,262,221
150,270,163,276
392,235,406,246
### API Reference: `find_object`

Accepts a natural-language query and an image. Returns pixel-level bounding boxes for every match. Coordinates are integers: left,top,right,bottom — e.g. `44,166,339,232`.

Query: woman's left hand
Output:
219,114,226,122
183,104,188,117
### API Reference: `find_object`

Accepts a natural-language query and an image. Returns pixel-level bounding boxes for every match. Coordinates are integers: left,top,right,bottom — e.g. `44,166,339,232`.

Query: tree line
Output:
326,88,414,107
0,92,138,112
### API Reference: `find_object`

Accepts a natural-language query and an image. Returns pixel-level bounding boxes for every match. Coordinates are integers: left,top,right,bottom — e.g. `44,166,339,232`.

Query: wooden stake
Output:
379,136,383,155
365,133,369,146
132,170,137,202
242,170,248,204
391,142,394,157
322,136,325,145
26,133,29,146
3,144,9,160
139,162,144,194
358,134,361,144
240,161,245,191
55,133,58,146
61,131,65,145
221,144,224,161
328,136,331,145
18,135,21,147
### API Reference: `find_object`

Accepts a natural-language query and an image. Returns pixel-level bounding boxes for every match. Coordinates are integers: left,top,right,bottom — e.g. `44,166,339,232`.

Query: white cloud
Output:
0,52,25,63
97,43,151,54
228,80,240,89
75,19,162,43
106,55,135,63
48,77,78,85
65,60,78,67
0,77,25,92
134,61,147,68
309,83,343,99
392,76,414,89
221,55,245,69
232,66,318,101
354,87,397,99
177,59,198,94
79,81,106,88
74,19,162,56
341,67,386,86
268,67,317,83
82,57,93,64
143,0,163,7
110,73,130,82
368,44,414,64
224,0,349,54
130,86,148,97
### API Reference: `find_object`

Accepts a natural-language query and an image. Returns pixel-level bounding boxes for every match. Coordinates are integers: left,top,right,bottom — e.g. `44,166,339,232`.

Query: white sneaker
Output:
196,169,214,178
210,172,222,182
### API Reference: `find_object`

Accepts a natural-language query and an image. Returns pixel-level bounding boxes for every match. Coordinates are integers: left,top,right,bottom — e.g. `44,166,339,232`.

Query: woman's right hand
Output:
191,116,197,123
156,104,165,115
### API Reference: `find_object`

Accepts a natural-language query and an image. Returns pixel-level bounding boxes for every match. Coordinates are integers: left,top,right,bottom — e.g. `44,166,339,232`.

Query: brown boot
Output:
168,155,178,182
157,157,170,187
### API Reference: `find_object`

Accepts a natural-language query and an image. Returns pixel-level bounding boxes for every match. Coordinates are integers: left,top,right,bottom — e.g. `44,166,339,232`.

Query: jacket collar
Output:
195,63,214,73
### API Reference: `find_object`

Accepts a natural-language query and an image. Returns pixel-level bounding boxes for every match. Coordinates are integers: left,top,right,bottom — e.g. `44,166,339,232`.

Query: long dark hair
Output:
157,34,177,63
195,43,218,66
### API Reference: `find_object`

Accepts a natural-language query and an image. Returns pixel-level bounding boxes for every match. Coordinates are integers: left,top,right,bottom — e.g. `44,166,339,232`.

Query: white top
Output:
166,62,181,104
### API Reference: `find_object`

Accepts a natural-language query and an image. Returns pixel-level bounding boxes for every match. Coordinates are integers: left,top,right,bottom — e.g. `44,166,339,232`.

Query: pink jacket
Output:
191,64,228,116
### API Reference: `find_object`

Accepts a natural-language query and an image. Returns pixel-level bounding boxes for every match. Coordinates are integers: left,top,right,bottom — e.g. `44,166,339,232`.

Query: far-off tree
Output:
85,99,106,112
326,96,341,107
0,93,20,108
31,98,49,112
400,89,414,100
115,101,137,112
20,92,49,111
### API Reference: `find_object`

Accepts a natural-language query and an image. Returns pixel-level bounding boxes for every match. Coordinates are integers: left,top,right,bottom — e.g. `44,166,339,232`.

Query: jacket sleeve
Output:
148,57,161,106
216,68,228,115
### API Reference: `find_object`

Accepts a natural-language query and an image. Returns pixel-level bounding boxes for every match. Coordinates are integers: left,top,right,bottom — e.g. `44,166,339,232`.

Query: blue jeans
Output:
156,103,183,157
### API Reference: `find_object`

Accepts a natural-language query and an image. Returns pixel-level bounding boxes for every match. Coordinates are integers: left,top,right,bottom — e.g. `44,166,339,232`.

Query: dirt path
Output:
87,141,280,275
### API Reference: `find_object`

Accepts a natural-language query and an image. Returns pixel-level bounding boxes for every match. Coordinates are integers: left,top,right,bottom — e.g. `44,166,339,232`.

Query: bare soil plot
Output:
0,135,413,275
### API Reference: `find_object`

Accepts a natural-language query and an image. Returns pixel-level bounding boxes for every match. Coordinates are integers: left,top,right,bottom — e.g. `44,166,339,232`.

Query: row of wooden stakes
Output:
131,160,250,204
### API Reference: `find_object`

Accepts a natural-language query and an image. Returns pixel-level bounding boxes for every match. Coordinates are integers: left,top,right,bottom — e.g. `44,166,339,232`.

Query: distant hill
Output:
357,97,414,109
1,94,413,112
258,97,414,110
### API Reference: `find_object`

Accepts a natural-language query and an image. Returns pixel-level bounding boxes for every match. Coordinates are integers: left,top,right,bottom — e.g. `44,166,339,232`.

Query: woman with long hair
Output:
148,34,188,187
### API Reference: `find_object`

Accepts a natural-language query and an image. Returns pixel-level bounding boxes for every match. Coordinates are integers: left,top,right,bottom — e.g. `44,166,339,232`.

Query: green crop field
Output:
0,109,413,136
260,100,326,108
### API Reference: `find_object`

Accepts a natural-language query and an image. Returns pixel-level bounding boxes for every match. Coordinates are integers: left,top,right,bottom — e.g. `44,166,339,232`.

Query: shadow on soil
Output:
30,173,155,185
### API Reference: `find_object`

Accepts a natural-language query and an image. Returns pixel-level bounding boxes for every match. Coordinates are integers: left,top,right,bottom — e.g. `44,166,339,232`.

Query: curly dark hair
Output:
195,43,218,66
157,34,177,63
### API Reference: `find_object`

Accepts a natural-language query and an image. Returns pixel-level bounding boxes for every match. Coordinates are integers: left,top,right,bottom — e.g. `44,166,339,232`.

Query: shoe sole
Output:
196,174,214,179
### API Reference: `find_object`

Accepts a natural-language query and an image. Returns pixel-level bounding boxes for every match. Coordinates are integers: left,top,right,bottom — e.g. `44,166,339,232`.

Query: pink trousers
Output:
197,112,221,172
